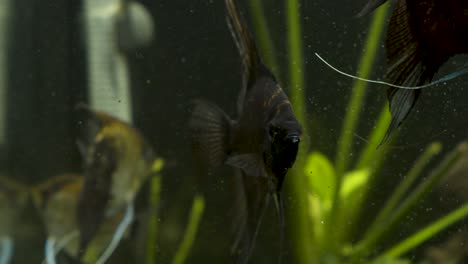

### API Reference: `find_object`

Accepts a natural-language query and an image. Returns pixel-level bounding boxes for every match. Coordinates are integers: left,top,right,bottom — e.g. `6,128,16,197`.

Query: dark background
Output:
2,0,467,263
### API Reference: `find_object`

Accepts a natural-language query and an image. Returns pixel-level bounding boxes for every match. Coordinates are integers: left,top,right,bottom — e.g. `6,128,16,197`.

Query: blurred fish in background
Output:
424,138,468,263
31,174,127,264
424,230,468,264
76,0,156,262
190,0,302,262
0,176,28,264
358,0,468,143
75,104,155,263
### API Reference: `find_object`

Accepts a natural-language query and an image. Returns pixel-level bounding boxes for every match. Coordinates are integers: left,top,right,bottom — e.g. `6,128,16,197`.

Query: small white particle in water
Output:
321,221,324,224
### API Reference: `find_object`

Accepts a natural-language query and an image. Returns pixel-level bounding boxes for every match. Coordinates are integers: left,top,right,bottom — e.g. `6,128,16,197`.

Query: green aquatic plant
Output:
283,0,314,263
145,159,206,264
171,195,205,264
146,159,164,264
249,1,468,263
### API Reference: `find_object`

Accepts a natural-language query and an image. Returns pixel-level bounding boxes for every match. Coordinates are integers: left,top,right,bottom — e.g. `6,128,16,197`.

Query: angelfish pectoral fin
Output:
226,154,268,178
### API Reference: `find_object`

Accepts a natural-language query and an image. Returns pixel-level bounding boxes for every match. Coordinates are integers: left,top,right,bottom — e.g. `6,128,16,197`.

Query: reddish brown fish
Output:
359,0,468,142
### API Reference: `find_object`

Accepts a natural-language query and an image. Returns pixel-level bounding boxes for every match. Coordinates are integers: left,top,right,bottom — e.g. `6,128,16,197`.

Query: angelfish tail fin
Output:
189,99,232,168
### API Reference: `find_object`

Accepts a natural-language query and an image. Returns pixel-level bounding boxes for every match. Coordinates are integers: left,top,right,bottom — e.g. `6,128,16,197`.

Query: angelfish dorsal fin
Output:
225,0,264,113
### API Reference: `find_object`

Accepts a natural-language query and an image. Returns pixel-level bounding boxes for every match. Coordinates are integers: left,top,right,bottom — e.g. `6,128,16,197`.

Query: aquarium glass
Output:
0,0,467,263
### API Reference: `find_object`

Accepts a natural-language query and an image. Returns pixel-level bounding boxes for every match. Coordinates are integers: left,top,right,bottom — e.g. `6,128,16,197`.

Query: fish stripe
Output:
264,86,282,108
275,100,291,116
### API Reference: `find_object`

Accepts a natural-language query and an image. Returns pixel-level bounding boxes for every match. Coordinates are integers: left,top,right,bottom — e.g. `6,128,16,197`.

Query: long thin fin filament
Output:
315,53,468,90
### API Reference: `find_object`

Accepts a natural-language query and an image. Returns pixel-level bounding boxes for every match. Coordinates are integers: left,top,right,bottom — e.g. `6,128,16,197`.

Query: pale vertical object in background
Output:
84,0,133,123
83,0,154,123
0,0,10,146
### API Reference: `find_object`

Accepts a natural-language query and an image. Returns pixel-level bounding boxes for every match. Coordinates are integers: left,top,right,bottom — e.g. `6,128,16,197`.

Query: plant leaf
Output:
340,168,370,200
369,257,411,264
304,151,336,204
334,168,371,243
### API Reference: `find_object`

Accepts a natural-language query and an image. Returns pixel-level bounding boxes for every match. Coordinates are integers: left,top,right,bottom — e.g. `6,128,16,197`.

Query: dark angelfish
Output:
359,0,468,143
190,0,302,263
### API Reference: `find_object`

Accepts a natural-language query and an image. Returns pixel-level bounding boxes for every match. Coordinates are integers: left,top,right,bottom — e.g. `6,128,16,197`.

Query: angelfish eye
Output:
286,134,300,144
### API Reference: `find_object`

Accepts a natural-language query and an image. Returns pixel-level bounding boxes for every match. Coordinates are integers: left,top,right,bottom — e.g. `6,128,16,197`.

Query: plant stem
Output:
248,0,280,77
354,142,442,256
171,195,205,264
285,0,313,263
334,3,389,181
378,203,468,259
146,158,164,264
355,103,391,170
330,3,389,247
286,0,306,127
340,104,392,245
355,141,467,256
146,176,161,264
